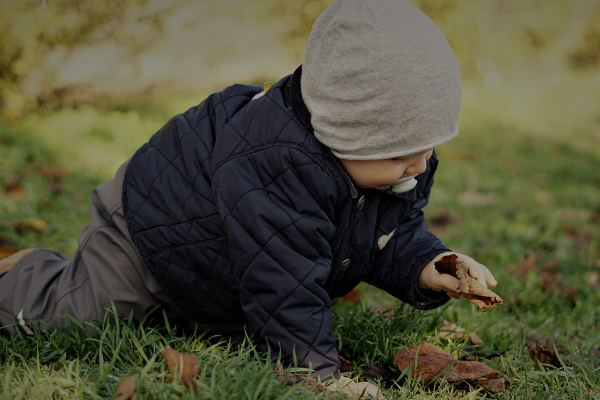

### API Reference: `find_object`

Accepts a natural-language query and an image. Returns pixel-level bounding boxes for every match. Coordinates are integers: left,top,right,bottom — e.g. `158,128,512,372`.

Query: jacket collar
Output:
285,65,360,200
286,65,312,131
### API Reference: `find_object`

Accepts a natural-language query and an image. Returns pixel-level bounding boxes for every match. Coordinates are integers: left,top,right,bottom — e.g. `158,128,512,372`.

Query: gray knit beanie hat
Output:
302,0,462,160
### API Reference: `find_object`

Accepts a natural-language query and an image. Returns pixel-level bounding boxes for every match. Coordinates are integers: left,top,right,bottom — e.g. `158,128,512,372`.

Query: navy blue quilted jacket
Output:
123,66,451,378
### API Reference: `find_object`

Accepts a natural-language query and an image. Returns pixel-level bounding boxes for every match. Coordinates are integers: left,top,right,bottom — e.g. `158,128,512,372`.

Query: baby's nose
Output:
405,156,427,175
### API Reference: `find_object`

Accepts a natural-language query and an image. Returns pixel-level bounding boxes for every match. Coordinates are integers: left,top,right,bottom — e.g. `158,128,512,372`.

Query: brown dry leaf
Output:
38,165,68,181
562,227,591,247
365,362,397,383
4,174,26,197
0,246,25,260
478,378,510,394
276,358,284,375
515,251,540,278
394,342,498,385
335,289,364,304
589,348,600,366
539,262,577,306
540,261,561,292
276,374,327,395
439,320,483,346
429,210,453,229
434,254,505,311
9,218,50,233
338,354,354,373
163,347,199,392
528,342,571,367
113,375,138,400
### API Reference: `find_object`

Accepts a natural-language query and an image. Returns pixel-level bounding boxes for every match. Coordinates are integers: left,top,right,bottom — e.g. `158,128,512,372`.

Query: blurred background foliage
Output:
0,0,174,120
0,0,599,120
1,5,599,397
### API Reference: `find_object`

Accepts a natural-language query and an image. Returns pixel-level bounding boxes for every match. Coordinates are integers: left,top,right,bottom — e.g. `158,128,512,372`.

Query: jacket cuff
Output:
408,247,452,310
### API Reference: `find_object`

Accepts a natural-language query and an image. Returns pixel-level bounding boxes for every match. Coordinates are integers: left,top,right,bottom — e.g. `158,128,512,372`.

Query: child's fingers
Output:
436,273,460,292
467,264,488,288
483,267,498,287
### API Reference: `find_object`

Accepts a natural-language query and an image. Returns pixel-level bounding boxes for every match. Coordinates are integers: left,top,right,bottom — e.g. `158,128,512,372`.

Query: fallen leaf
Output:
335,289,363,304
338,354,354,373
439,320,483,346
365,362,397,383
508,251,539,278
528,342,571,367
276,374,327,395
163,347,199,392
113,375,138,400
590,348,600,366
435,254,505,311
539,260,560,287
9,218,50,233
276,358,284,375
429,210,453,229
38,165,68,181
4,174,27,197
539,262,577,306
4,184,24,197
394,342,498,385
0,246,26,260
478,378,510,394
562,226,591,247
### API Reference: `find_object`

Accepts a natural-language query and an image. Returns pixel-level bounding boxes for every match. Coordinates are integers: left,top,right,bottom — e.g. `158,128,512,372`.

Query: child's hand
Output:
418,252,497,292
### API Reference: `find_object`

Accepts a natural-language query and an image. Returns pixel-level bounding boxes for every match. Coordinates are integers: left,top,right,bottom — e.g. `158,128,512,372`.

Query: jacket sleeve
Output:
212,146,342,378
365,152,452,309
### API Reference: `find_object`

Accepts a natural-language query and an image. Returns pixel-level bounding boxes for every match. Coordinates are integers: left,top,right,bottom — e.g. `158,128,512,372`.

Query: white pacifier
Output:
390,174,418,193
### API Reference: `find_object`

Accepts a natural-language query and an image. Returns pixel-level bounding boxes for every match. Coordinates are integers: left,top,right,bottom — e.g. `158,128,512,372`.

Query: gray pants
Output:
0,160,186,334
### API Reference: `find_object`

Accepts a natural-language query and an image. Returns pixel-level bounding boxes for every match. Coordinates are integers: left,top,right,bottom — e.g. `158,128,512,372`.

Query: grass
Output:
1,72,600,399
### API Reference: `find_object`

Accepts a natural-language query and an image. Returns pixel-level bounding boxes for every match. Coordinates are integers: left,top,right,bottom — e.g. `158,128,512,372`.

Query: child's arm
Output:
365,152,452,308
212,147,342,379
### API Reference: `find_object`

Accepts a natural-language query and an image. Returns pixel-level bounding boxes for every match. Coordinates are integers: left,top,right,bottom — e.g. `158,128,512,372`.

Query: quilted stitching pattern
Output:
123,72,450,377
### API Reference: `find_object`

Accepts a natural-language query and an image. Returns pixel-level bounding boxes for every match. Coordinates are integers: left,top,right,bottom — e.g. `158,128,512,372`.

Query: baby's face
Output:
339,149,433,191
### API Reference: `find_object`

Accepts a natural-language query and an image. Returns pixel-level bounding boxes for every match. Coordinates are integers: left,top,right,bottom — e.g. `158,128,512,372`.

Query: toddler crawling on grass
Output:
0,0,497,396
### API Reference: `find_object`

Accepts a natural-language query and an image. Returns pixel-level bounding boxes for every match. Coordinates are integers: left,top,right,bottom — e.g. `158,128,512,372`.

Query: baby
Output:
0,0,497,389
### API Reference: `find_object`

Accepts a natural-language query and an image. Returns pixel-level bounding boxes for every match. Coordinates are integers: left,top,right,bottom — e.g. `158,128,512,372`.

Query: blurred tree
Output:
243,0,334,60
251,0,600,78
0,0,170,120
570,29,600,70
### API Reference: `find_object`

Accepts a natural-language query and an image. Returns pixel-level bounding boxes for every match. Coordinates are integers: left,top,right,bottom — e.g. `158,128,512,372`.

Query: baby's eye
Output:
392,157,409,164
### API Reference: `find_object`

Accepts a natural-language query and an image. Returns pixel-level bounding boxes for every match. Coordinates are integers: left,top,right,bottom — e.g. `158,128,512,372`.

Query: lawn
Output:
1,72,599,399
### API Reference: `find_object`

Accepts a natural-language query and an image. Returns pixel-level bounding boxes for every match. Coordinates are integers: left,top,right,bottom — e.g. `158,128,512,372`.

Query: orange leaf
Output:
478,378,510,394
338,354,354,373
38,165,68,181
438,320,483,346
4,174,26,197
336,289,364,304
528,342,571,367
0,246,25,260
9,218,49,233
163,347,199,392
113,375,138,400
394,342,497,384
